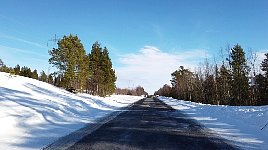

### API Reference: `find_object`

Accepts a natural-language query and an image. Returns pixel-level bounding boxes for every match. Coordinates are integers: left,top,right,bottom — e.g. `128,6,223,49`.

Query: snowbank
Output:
159,96,268,150
0,72,143,150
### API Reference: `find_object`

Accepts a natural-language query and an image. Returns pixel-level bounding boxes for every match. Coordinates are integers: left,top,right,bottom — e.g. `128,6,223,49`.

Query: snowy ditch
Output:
159,96,268,150
0,72,143,150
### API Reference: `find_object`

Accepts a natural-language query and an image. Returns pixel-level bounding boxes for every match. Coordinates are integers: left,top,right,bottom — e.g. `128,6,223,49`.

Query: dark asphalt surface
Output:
67,98,238,150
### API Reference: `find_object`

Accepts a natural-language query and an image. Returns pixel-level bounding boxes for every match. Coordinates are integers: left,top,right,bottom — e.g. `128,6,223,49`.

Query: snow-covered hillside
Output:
0,72,143,150
159,96,268,150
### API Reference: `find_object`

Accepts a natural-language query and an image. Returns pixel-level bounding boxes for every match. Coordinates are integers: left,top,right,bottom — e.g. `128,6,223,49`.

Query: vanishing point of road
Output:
66,98,237,150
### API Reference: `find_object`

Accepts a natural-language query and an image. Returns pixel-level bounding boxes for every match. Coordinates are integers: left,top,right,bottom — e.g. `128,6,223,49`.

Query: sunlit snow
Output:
0,72,143,150
159,96,268,150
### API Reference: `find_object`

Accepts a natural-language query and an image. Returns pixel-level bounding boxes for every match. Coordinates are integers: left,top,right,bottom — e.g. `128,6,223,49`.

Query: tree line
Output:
155,44,268,106
115,86,148,96
0,34,117,97
0,60,54,84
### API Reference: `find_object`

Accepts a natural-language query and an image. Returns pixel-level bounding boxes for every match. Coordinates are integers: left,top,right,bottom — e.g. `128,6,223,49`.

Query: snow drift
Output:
159,96,268,150
0,72,143,150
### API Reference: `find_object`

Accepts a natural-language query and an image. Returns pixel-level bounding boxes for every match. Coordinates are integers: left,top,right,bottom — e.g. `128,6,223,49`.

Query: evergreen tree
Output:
228,44,250,105
0,59,9,73
87,43,117,96
171,66,194,100
88,42,104,95
0,65,9,73
218,65,232,105
255,74,268,105
31,69,39,80
40,70,47,82
20,66,32,77
0,59,15,75
14,64,20,75
100,47,116,96
261,53,268,78
76,54,90,92
203,74,216,104
47,74,54,84
214,65,220,104
256,52,268,105
192,73,204,103
49,34,90,90
54,74,62,87
0,59,3,68
8,67,15,75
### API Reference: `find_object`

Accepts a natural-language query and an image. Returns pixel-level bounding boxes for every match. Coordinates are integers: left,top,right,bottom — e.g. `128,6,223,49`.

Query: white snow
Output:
0,72,143,150
159,96,268,150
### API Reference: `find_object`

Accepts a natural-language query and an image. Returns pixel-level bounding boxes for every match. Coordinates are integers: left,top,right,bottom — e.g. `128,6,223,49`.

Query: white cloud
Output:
0,44,50,72
115,46,209,94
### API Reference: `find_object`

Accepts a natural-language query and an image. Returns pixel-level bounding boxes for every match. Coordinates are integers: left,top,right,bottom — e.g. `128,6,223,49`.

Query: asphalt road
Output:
67,98,238,150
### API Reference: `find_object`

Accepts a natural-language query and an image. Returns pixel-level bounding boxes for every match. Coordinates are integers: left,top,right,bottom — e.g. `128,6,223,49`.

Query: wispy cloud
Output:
0,44,48,58
0,44,49,72
0,34,46,49
115,46,209,94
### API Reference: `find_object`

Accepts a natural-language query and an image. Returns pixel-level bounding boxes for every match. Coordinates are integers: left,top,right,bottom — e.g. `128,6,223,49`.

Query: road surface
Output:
67,98,238,150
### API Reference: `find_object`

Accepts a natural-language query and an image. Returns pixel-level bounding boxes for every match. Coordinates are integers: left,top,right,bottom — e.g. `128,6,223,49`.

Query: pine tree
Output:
0,65,9,73
47,74,54,84
31,69,39,80
228,44,250,105
261,53,268,78
88,42,104,95
20,66,32,77
40,71,47,82
8,67,15,75
192,73,204,103
171,66,194,100
218,65,232,105
76,53,90,92
203,74,216,104
53,74,59,86
49,34,90,91
0,59,3,68
257,52,268,105
100,47,116,96
255,74,268,105
0,60,9,73
87,43,117,96
14,64,20,75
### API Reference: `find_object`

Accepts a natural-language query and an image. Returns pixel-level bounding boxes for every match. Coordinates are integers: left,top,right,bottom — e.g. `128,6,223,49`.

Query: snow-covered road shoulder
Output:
0,72,143,150
158,96,268,150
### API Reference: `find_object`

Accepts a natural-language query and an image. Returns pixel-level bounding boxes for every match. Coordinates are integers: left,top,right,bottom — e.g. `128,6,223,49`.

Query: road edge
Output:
41,98,146,150
157,96,240,149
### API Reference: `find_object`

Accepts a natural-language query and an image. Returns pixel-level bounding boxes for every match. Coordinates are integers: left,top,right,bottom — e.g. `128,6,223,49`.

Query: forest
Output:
155,44,268,106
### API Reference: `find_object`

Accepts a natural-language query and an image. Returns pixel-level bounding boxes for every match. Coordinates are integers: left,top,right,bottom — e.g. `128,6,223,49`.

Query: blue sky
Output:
0,0,268,93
